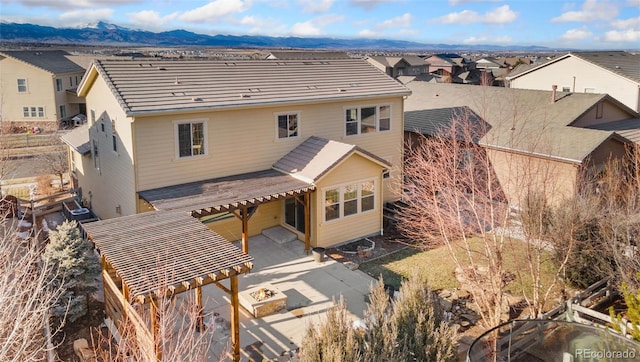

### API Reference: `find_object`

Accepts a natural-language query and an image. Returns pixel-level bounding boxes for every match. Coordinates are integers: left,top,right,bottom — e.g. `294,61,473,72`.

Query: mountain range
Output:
0,21,550,51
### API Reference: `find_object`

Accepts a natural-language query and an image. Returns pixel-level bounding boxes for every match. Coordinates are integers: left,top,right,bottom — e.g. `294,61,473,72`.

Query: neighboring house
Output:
62,58,410,249
424,53,471,80
366,55,428,78
474,57,505,70
0,50,86,130
506,51,640,113
403,82,638,206
264,51,350,60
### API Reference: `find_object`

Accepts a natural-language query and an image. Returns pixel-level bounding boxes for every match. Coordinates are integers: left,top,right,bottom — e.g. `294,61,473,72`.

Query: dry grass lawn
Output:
360,237,562,308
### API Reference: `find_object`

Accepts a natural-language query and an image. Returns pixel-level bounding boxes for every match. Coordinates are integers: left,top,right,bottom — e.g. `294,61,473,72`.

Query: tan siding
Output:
0,58,56,122
510,56,640,112
572,100,635,127
487,149,578,207
587,138,628,167
134,96,403,203
79,75,137,219
314,154,384,247
205,201,282,241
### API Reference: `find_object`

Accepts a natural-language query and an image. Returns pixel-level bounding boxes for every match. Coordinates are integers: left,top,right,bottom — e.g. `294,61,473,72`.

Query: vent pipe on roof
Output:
551,85,557,103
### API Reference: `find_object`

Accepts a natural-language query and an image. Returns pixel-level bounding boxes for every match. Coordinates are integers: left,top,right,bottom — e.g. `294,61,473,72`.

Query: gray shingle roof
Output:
572,51,640,83
587,118,640,144
405,106,489,142
85,58,410,116
60,124,91,155
0,50,85,74
273,136,391,182
267,51,350,60
404,82,633,162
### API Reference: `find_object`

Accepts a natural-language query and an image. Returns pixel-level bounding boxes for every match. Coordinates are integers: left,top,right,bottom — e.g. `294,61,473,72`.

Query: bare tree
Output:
38,133,68,191
0,216,64,361
399,107,581,330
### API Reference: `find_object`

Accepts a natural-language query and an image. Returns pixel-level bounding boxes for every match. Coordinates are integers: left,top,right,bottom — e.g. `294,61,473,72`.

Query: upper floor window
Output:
37,107,45,117
277,113,299,139
56,79,63,92
345,105,391,136
324,179,376,222
177,121,206,158
92,139,100,171
17,79,27,92
112,134,118,153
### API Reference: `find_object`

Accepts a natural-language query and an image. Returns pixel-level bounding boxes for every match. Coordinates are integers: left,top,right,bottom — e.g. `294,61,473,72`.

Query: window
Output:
17,79,27,92
59,105,66,119
90,109,95,125
30,107,36,117
177,121,205,158
92,140,100,170
584,88,595,93
284,198,306,233
562,87,571,92
345,105,391,136
37,107,44,117
596,102,604,119
56,79,63,92
100,122,105,132
277,113,299,139
323,179,376,221
23,107,29,117
69,77,73,87
112,134,118,152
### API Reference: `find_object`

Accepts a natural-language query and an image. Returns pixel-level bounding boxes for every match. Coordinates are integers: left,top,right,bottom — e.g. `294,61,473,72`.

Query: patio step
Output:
262,226,298,244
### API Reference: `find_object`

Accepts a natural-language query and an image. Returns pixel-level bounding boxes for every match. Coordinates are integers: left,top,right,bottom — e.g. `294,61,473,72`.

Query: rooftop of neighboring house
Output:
426,53,467,66
367,55,426,68
586,118,640,144
79,58,411,116
265,51,350,60
506,51,640,83
403,82,637,162
0,50,85,74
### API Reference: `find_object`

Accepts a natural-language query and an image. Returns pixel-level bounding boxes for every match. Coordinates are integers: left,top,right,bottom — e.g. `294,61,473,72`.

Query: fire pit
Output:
238,283,287,318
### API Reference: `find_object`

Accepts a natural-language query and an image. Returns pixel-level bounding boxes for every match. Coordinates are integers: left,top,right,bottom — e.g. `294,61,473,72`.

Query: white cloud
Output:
434,5,517,24
378,13,412,30
299,0,335,13
611,17,640,30
349,0,397,10
558,27,593,41
290,21,321,36
128,10,177,27
5,0,139,9
397,28,419,36
449,0,503,5
484,5,517,24
603,29,640,42
552,0,618,22
289,14,343,36
59,8,114,25
179,0,250,23
463,35,511,44
236,15,287,35
358,29,378,37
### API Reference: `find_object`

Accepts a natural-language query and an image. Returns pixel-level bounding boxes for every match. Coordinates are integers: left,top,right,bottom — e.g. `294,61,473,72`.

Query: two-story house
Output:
366,55,428,78
0,50,86,131
404,82,638,206
62,59,410,250
506,51,640,113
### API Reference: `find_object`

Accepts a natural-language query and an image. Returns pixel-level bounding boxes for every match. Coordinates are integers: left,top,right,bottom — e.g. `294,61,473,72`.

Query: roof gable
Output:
0,50,85,74
273,136,390,183
80,58,410,116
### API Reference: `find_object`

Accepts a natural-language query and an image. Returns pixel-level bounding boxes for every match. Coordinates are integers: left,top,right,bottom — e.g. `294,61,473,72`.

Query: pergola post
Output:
230,275,240,362
150,299,161,360
122,281,130,319
241,207,249,254
195,286,204,332
304,192,311,254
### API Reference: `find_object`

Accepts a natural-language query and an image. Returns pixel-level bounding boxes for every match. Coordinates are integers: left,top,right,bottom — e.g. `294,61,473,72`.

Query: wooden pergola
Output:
138,169,316,253
82,211,254,361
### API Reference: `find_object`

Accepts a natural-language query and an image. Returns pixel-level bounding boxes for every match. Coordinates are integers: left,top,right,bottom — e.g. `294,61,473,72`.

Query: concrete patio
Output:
195,231,377,361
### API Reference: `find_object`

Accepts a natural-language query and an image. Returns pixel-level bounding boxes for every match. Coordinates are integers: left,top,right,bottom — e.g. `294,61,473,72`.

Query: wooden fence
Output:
103,269,156,360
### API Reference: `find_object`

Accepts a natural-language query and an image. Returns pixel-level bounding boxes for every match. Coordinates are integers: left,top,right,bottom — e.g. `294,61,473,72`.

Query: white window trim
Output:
322,178,377,223
56,78,63,92
274,111,301,141
173,119,208,160
344,104,392,136
17,79,28,93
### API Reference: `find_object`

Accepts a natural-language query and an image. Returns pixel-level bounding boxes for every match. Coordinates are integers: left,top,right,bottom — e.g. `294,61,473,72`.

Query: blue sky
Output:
1,0,639,49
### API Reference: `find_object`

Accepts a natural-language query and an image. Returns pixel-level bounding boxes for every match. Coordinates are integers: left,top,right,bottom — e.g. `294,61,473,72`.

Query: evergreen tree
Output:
42,220,100,324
